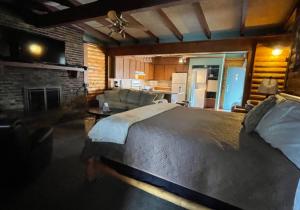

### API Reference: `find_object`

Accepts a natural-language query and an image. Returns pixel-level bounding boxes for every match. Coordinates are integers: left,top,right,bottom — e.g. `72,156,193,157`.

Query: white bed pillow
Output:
255,100,300,169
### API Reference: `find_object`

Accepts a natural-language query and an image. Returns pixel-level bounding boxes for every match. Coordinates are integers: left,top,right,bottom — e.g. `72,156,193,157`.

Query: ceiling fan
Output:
104,10,146,38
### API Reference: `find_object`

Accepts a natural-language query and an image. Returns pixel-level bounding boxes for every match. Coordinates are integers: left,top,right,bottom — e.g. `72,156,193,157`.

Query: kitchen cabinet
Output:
154,64,165,80
164,65,177,80
148,64,154,80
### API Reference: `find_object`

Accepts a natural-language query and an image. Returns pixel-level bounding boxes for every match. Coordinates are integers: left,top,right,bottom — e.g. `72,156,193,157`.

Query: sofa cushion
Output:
104,90,120,102
126,90,141,105
127,104,139,110
119,89,129,102
139,92,157,106
107,101,128,110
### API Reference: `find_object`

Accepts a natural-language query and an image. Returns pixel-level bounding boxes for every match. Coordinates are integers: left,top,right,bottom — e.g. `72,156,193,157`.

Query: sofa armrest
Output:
153,99,168,104
96,94,105,108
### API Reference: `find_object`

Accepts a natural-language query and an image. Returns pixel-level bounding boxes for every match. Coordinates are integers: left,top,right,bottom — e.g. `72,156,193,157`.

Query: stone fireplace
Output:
24,87,61,112
0,66,84,111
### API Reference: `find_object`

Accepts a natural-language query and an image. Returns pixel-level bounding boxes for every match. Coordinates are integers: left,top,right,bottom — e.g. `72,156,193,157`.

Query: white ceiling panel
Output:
246,0,296,27
162,4,203,34
125,28,149,39
200,0,242,32
131,10,174,38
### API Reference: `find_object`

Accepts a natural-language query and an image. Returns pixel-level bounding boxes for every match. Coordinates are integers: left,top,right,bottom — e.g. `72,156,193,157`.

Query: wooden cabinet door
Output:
129,59,136,79
154,64,165,80
176,64,188,73
144,63,149,80
164,65,176,80
123,58,130,79
148,64,154,80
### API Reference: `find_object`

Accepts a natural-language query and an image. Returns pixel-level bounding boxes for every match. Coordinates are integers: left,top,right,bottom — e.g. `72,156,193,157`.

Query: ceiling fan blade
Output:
107,10,118,22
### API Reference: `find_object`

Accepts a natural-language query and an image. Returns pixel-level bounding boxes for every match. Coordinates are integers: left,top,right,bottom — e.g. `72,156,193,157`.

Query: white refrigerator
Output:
191,68,207,108
171,73,188,103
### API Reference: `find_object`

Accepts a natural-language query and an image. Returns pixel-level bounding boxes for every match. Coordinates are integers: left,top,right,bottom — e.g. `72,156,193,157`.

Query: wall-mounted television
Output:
0,26,66,65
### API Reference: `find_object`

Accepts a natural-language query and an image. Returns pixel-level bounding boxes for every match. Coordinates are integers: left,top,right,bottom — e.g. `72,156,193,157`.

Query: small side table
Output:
232,106,248,113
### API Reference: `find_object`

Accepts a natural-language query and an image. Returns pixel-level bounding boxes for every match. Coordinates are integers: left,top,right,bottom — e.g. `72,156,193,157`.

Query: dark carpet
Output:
0,120,184,210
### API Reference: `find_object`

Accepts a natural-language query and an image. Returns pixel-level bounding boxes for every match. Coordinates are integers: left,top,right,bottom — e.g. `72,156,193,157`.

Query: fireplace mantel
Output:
0,61,86,72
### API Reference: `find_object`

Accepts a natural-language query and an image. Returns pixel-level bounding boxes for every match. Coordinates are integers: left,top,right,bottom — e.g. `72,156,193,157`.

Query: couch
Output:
96,89,166,111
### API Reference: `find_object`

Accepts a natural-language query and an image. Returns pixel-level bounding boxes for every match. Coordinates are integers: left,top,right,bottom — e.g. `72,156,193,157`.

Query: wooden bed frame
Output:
85,158,210,210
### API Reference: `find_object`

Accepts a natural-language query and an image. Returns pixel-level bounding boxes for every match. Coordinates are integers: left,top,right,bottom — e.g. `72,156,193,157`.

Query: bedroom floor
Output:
0,119,184,210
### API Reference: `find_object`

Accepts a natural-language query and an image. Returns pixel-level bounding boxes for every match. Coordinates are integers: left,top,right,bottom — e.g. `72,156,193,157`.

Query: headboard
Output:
280,93,300,102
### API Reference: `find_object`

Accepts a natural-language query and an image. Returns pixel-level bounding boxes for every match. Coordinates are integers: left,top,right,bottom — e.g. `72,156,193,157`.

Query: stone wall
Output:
0,7,85,111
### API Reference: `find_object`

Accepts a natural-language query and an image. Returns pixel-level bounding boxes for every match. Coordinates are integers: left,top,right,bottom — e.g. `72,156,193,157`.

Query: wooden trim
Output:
85,159,211,210
157,8,183,41
192,2,211,39
240,0,248,36
243,42,257,105
107,34,293,56
283,0,300,27
0,61,85,72
76,23,120,45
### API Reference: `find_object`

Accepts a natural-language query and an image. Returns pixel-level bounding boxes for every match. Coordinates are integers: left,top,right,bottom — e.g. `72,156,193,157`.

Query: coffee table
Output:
87,108,126,120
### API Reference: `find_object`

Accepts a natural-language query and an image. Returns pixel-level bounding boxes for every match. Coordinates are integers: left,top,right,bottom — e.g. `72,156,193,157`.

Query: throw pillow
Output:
243,95,276,133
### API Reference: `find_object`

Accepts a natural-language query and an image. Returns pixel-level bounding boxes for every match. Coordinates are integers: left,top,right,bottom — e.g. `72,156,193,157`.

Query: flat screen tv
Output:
0,26,66,65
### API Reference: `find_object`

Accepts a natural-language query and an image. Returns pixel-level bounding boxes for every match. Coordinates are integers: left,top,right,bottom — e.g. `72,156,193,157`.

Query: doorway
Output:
223,67,246,111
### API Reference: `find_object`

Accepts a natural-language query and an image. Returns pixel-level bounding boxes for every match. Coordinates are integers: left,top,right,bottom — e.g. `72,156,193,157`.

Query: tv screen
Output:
0,26,66,65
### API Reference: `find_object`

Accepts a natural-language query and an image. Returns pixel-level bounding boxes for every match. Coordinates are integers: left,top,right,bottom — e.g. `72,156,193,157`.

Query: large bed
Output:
82,100,300,210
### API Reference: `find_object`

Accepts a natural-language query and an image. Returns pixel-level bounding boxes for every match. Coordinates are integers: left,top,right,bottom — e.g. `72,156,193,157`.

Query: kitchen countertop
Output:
147,90,182,95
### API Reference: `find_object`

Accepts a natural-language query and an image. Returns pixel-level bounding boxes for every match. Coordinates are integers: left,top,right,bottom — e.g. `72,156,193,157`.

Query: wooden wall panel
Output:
84,43,106,101
123,58,130,79
249,43,291,104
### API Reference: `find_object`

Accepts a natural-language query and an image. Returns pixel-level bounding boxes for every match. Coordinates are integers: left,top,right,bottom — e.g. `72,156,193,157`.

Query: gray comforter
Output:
82,107,300,210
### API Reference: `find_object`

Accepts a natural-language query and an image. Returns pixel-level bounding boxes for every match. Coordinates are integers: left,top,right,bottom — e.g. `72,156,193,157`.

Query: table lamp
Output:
257,77,278,97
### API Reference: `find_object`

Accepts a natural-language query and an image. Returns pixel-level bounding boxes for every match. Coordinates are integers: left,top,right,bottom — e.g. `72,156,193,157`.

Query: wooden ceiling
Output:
1,0,298,46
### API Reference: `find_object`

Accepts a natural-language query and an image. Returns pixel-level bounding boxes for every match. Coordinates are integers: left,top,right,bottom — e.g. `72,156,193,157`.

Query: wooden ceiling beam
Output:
97,18,139,44
240,0,248,36
157,8,183,41
76,23,120,45
192,2,211,39
33,0,191,27
283,0,300,26
107,34,293,56
125,15,160,43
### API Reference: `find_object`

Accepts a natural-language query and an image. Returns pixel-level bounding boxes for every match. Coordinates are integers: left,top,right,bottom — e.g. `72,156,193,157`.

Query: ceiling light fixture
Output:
272,48,283,56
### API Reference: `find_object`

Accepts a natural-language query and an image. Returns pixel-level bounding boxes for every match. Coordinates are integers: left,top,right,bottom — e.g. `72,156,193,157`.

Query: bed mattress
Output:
82,107,300,210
